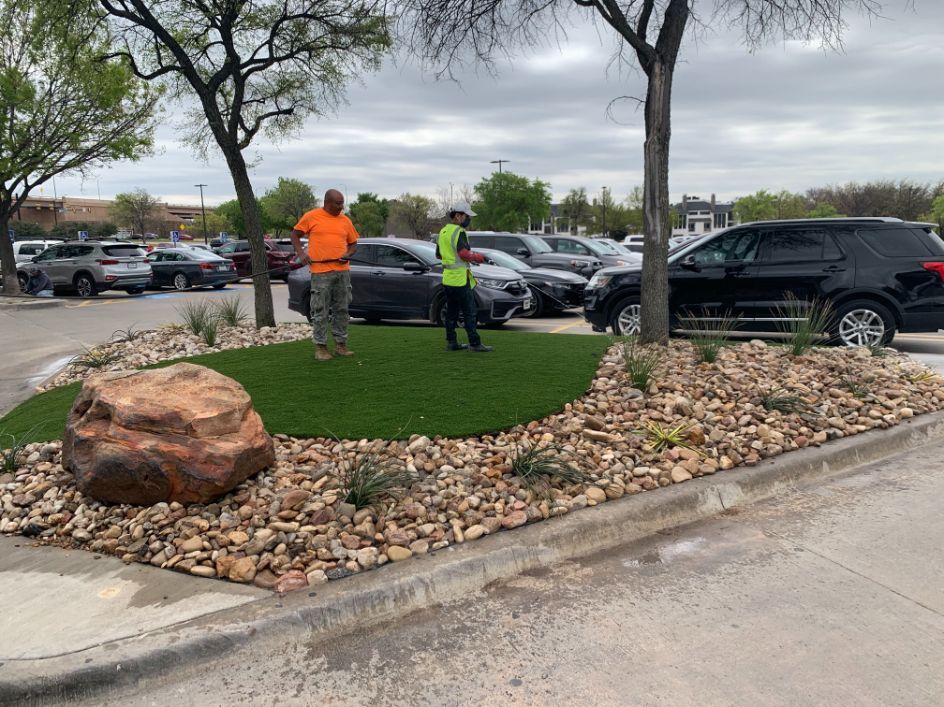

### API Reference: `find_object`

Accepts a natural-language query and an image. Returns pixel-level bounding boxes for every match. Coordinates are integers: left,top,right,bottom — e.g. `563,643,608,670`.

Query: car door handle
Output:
371,270,386,276
822,266,846,273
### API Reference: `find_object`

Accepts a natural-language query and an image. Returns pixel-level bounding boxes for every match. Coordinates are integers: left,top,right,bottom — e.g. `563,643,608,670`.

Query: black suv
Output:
464,231,602,277
583,218,944,346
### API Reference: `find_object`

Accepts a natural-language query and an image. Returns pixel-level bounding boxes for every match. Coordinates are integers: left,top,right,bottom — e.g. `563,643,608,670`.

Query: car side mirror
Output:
516,248,530,256
402,261,426,272
680,254,699,271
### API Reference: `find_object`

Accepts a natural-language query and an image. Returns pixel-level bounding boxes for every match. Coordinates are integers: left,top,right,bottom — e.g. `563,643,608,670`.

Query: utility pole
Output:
489,159,510,174
195,183,209,245
602,186,609,238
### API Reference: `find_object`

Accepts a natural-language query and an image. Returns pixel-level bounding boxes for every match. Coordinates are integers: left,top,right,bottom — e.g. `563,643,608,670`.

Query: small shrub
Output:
342,453,415,510
775,293,834,356
866,343,887,358
176,300,214,335
677,308,740,364
215,296,249,327
70,347,120,370
906,369,938,384
510,445,589,496
1,426,38,473
760,388,806,413
621,337,661,390
836,368,871,399
639,420,700,455
111,325,142,343
200,317,219,347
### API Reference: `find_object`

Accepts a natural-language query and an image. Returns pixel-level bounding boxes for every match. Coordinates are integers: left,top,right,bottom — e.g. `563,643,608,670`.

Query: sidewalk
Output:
2,411,943,704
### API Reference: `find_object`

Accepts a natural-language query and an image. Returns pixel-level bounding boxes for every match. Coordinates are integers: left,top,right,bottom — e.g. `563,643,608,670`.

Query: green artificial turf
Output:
1,326,609,443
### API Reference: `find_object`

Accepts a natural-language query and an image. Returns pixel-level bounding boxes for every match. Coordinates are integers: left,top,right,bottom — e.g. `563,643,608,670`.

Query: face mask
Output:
460,215,471,228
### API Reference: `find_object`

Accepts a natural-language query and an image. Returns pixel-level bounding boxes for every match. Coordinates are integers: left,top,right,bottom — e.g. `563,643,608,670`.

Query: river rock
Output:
62,364,274,505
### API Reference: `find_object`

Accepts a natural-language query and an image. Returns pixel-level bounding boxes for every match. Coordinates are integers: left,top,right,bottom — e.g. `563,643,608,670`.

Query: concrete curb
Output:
0,296,64,310
3,411,944,704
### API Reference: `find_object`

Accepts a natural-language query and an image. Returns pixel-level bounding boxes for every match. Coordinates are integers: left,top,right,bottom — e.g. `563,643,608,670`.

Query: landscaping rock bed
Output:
5,332,944,592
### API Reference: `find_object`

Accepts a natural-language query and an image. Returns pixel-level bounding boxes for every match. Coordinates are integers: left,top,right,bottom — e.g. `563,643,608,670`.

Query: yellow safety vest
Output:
437,224,476,288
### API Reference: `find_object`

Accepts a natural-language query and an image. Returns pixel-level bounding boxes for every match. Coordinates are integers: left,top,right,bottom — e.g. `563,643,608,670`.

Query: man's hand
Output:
295,252,312,266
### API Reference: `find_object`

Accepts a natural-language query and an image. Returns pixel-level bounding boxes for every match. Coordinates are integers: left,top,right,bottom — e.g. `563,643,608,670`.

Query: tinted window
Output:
761,229,829,263
68,245,95,258
491,237,525,255
18,244,44,256
691,230,760,265
34,246,61,262
823,233,843,260
466,234,494,249
857,227,933,257
522,236,552,254
587,239,620,255
351,244,377,264
146,252,163,262
556,239,591,255
373,245,420,268
218,243,236,254
102,245,146,257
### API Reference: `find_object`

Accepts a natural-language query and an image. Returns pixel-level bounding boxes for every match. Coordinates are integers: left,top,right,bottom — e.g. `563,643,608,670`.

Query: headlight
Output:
477,278,506,289
615,260,627,266
587,273,612,289
542,280,561,288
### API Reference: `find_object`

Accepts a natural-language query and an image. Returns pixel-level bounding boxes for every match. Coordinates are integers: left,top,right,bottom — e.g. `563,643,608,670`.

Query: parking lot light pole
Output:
195,183,208,245
602,186,608,238
489,159,510,174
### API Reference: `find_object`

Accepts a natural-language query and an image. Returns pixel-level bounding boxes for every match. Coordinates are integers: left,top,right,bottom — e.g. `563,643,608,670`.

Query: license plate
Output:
127,262,137,269
217,265,228,271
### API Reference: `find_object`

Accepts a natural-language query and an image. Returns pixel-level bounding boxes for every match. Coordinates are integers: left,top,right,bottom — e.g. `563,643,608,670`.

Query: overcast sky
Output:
48,1,943,209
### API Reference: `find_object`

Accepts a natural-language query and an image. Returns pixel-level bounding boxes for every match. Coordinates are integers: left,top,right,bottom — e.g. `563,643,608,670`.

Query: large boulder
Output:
63,363,274,505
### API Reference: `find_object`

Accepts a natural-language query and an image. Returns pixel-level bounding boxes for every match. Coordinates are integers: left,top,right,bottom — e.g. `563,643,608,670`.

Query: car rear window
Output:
102,245,147,257
856,227,935,257
762,229,843,263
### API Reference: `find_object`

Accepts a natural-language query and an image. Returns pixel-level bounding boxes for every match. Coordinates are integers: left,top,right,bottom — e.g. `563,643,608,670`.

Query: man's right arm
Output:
290,228,310,265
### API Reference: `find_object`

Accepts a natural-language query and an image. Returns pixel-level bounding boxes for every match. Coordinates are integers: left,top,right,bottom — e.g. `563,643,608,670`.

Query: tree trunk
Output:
223,148,275,328
639,58,674,344
0,210,20,296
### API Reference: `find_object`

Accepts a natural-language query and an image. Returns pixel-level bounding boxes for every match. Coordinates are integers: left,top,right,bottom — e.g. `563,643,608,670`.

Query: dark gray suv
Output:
541,234,642,268
464,231,602,277
287,237,531,326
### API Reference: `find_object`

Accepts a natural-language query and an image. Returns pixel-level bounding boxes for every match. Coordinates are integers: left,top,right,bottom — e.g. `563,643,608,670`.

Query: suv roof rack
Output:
741,217,905,227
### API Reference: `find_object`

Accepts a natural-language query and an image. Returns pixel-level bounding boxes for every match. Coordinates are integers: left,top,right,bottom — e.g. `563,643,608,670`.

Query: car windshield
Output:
606,241,636,256
522,236,553,254
480,249,529,271
587,239,621,255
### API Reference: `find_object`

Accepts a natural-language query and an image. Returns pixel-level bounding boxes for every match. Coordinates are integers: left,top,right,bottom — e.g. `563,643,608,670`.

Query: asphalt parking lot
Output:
2,283,943,416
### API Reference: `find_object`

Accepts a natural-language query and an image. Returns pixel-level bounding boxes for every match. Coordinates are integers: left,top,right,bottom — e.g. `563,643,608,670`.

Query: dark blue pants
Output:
444,284,481,346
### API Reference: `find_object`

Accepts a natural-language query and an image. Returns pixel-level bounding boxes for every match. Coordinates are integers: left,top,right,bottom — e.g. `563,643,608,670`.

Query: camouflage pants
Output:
310,270,352,345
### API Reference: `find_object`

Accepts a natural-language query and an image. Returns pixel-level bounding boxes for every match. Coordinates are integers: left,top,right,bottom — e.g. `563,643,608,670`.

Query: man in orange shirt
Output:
290,189,359,361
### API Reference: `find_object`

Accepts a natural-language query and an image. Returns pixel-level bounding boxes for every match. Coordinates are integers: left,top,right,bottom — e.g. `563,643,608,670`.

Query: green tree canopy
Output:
349,193,389,236
472,172,551,232
215,200,247,237
734,190,778,223
260,178,318,236
388,194,436,239
559,188,592,233
111,188,162,236
9,222,46,240
807,202,844,219
0,0,157,293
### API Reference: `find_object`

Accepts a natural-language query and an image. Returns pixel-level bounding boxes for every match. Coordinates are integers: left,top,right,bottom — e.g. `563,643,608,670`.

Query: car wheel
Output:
521,287,544,318
173,272,191,290
430,295,446,325
609,297,642,336
17,272,28,290
212,283,227,289
74,273,98,298
832,299,896,347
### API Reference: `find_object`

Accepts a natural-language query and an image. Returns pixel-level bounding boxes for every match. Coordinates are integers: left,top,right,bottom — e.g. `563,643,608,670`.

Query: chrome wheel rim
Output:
617,303,641,335
174,274,188,290
76,278,92,297
838,308,885,346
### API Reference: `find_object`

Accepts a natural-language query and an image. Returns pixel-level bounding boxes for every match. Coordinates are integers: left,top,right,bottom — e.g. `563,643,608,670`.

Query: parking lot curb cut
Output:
3,411,944,704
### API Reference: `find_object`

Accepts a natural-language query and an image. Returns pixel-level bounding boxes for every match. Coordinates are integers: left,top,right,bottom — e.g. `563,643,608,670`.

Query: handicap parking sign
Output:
170,230,180,243
7,229,14,242
219,232,229,243
78,230,89,241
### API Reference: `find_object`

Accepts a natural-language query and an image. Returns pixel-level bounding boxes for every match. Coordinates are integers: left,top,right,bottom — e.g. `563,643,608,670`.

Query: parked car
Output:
541,234,641,268
13,240,59,264
464,231,602,277
214,239,294,280
146,249,235,290
287,237,531,326
621,235,645,253
475,247,587,317
583,217,944,346
598,238,639,257
18,240,151,296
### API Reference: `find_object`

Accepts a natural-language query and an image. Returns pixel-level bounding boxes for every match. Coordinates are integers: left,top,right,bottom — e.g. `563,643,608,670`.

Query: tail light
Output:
922,262,944,281
96,258,120,265
199,263,214,270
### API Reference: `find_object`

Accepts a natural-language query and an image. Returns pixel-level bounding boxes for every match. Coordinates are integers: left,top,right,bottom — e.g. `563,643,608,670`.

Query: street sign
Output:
7,229,14,242
219,232,229,243
78,230,89,241
170,230,180,243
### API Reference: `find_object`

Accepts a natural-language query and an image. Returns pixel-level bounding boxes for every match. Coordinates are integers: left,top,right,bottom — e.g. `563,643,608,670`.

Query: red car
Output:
213,239,294,280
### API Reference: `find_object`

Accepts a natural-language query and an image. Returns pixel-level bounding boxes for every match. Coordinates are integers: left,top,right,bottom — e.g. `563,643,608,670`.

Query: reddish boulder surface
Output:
63,363,274,505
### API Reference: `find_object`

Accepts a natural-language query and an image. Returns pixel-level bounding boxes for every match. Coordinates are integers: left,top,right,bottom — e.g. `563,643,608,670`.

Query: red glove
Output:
458,248,485,264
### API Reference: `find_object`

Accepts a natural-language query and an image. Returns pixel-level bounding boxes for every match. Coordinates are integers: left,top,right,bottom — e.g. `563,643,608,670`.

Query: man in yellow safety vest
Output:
435,203,493,352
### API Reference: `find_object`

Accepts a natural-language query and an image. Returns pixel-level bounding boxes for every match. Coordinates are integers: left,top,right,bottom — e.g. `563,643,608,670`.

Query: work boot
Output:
446,342,469,351
334,341,354,357
314,344,332,361
469,343,493,353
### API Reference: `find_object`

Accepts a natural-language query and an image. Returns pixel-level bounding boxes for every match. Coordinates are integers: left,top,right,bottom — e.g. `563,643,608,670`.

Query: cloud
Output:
51,2,943,208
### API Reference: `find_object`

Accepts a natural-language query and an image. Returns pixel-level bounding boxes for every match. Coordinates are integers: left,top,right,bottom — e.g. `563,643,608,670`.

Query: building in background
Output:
10,196,208,233
672,194,735,236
